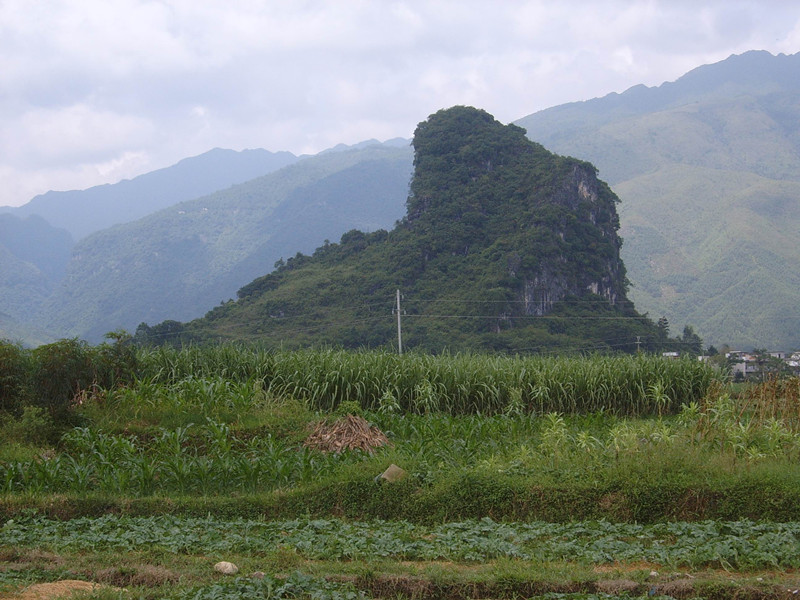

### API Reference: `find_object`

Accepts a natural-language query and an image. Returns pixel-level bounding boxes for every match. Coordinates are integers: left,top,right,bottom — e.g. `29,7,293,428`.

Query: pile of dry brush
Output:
304,414,391,454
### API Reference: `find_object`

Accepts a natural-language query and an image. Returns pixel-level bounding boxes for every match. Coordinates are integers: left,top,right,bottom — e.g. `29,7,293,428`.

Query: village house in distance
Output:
724,350,800,380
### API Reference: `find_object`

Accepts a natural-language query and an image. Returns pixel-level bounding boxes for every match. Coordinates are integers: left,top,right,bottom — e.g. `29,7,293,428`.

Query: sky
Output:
1,0,800,208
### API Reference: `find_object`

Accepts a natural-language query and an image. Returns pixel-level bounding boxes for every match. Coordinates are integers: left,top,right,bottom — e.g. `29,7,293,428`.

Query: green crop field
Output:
2,339,800,599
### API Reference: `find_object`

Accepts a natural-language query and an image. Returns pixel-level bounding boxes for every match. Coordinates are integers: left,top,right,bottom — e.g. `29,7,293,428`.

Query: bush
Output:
0,405,56,446
95,330,139,389
26,335,139,426
31,339,95,423
0,340,31,415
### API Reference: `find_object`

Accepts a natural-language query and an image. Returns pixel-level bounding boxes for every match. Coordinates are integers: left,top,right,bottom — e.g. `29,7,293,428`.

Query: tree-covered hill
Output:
9,52,796,351
144,107,668,354
516,50,800,349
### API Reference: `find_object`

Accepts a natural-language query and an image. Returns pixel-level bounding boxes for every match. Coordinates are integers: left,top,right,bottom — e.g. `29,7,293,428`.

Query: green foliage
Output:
28,336,138,425
5,513,800,571
128,345,720,418
333,400,364,418
146,106,677,354
176,572,368,600
31,339,95,420
0,340,30,414
0,336,138,429
0,406,55,447
7,344,800,524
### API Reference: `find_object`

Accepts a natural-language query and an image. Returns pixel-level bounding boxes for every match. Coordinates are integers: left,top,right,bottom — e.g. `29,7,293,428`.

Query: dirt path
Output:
0,580,121,600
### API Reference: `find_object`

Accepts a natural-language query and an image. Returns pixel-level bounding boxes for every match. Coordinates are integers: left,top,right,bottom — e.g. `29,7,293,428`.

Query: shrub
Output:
0,340,31,415
30,339,96,424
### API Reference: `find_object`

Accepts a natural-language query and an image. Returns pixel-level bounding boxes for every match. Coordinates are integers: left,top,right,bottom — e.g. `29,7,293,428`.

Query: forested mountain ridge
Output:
143,107,667,353
516,50,800,185
4,51,796,350
39,143,411,342
516,50,800,349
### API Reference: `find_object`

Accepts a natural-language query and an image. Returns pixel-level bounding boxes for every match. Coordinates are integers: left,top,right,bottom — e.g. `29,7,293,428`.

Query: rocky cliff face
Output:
406,106,629,320
522,163,626,316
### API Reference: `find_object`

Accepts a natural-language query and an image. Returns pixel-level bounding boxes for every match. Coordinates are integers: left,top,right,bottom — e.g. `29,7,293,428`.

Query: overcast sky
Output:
1,0,799,208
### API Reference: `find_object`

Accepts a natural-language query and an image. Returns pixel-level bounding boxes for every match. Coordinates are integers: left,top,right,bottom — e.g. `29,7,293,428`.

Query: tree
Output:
680,325,703,355
656,317,670,346
751,348,793,380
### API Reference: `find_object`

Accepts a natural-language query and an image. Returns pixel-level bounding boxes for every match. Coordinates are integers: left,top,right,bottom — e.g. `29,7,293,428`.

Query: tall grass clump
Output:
742,376,800,431
136,345,718,417
137,343,275,383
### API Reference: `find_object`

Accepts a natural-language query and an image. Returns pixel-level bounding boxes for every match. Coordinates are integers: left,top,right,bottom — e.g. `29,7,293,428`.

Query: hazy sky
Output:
2,0,799,208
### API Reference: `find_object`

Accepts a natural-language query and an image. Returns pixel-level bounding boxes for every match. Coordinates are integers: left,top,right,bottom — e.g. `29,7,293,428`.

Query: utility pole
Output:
395,289,403,355
635,336,642,353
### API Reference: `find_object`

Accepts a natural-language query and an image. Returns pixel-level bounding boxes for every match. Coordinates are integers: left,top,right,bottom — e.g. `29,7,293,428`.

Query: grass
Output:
3,389,800,522
3,344,800,598
134,345,717,416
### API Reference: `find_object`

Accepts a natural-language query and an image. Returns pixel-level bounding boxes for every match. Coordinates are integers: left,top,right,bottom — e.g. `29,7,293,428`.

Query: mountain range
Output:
1,50,798,350
4,148,300,241
516,50,800,350
140,106,664,354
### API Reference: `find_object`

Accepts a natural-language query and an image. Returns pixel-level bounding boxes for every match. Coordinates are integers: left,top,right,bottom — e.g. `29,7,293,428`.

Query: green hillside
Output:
40,144,411,342
516,50,800,350
143,107,670,354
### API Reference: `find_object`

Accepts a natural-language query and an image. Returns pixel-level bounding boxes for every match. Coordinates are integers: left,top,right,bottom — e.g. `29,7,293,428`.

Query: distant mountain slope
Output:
40,143,412,341
516,50,800,349
0,214,72,339
0,214,73,281
0,311,54,347
146,107,666,354
1,148,299,240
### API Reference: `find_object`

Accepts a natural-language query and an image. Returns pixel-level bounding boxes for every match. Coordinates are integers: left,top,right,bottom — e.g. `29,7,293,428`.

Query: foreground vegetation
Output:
2,339,800,598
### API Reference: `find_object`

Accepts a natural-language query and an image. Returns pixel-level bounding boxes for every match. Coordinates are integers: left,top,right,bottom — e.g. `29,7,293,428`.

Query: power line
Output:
137,289,773,353
404,314,652,321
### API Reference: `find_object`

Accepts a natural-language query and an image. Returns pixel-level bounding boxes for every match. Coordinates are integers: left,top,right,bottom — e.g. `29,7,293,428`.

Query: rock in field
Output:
214,561,239,575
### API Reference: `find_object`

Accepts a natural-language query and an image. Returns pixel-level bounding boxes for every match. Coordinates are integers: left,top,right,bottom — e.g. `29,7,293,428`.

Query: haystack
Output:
304,414,391,454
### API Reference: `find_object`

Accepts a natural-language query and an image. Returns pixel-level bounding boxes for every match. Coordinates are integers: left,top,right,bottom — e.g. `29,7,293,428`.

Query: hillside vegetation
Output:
5,51,799,352
517,50,800,349
37,144,411,342
5,51,798,351
0,215,72,343
144,107,673,354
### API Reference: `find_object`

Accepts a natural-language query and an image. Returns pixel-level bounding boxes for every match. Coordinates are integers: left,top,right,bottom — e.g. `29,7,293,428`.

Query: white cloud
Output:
1,0,799,207
4,104,154,166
